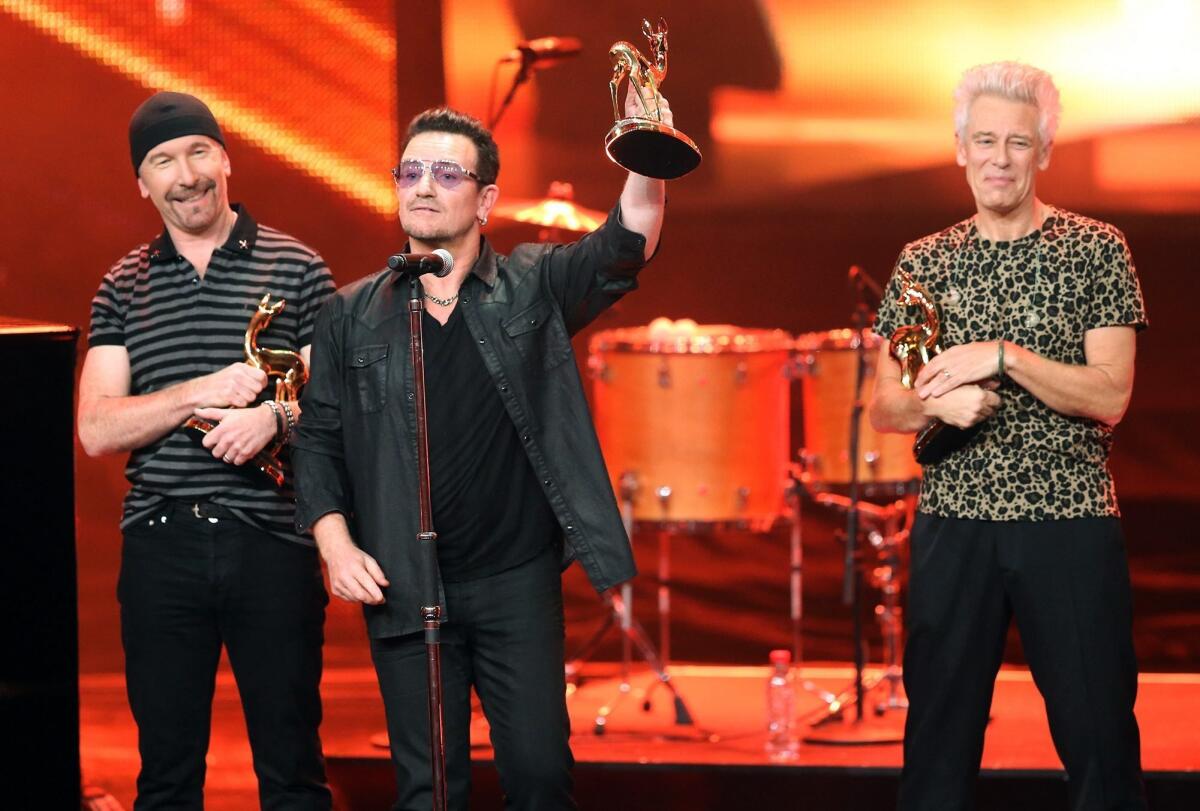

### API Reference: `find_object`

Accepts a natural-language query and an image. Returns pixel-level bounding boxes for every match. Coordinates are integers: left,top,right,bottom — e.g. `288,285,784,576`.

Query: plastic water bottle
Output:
765,649,797,759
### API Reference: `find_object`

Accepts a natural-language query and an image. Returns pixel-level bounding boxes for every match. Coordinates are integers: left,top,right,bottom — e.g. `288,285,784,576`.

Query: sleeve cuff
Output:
294,497,348,535
598,202,650,279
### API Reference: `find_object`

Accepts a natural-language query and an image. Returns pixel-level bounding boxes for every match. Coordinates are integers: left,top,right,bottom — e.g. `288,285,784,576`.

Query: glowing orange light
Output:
1095,128,1200,197
711,0,1200,174
2,0,397,216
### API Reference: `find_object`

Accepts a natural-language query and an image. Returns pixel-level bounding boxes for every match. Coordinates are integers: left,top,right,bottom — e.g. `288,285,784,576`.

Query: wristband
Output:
997,339,1006,378
264,400,285,439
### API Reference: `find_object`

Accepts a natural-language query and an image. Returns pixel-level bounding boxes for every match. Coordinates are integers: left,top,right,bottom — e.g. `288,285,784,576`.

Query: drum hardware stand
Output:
786,477,912,726
564,472,695,734
784,463,838,708
655,486,673,666
799,496,914,741
802,273,906,745
808,492,912,713
868,521,908,715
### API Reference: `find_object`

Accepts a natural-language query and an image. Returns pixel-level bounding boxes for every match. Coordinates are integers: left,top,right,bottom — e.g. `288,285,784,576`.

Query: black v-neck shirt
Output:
421,305,557,582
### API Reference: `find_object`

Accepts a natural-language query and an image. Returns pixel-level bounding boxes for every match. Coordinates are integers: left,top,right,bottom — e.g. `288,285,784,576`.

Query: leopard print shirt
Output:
873,207,1147,520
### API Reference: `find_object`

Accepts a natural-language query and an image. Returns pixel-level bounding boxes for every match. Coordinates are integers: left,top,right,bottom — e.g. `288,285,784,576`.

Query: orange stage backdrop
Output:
0,1,1197,676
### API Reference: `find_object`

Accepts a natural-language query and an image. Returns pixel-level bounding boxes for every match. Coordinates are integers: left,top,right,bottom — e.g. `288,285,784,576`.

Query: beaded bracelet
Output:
280,400,296,443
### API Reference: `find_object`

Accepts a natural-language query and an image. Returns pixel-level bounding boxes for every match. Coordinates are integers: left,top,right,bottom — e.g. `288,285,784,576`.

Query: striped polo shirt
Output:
88,205,336,545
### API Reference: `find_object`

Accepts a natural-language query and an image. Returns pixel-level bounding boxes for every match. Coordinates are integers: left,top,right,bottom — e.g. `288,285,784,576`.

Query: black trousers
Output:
898,514,1146,810
370,545,577,811
118,501,331,810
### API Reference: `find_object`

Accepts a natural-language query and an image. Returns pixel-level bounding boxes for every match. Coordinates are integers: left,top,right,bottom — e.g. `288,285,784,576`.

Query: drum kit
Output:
574,317,919,743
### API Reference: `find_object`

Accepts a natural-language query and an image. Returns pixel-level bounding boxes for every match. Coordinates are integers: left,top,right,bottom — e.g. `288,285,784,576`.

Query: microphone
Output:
387,248,454,277
500,36,582,66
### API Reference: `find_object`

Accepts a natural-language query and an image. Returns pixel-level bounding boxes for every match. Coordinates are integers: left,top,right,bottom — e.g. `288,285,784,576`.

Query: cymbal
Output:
491,181,606,234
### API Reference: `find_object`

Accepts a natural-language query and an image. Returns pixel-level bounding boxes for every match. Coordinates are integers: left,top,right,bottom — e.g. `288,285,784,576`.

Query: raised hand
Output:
625,83,673,128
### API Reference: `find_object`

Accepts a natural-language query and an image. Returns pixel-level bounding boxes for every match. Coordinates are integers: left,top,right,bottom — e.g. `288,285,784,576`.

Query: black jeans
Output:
370,545,577,811
898,514,1146,810
118,501,331,810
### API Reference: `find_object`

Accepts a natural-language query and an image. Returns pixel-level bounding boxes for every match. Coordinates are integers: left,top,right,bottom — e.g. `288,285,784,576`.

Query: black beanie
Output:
129,91,225,173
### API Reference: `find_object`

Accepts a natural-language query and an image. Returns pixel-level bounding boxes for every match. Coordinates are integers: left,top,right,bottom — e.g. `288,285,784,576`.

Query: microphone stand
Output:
803,266,904,745
843,295,870,724
407,275,448,811
489,53,533,129
488,39,580,128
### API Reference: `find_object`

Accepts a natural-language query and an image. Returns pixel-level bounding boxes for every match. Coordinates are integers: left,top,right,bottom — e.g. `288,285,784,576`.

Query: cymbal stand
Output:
565,472,694,733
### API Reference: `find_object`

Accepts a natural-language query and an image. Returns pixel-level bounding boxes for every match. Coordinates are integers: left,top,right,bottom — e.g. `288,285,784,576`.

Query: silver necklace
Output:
424,291,459,307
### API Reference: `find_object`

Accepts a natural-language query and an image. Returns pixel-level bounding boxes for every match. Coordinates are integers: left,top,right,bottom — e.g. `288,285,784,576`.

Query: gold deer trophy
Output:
604,17,701,180
888,271,985,464
184,294,309,487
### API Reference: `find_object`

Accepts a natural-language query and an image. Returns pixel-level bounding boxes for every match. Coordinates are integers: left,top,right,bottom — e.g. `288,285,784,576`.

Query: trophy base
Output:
184,417,285,488
604,119,701,180
913,420,984,466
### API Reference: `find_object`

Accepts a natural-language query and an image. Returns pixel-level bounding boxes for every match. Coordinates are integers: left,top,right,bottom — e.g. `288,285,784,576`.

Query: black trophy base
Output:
604,119,701,180
914,419,984,465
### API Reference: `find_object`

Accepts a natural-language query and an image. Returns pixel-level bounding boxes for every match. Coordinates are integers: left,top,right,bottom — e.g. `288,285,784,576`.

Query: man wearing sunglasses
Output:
293,90,669,810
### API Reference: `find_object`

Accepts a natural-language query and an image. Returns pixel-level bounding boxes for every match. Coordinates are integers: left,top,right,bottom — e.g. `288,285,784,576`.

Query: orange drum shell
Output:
590,327,790,527
794,329,921,487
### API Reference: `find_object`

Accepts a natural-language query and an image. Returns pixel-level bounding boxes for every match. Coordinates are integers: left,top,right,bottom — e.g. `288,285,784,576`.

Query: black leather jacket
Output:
293,206,647,637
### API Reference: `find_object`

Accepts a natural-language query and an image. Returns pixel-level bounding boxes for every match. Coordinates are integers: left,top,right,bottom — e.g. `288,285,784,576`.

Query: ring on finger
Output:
941,369,952,379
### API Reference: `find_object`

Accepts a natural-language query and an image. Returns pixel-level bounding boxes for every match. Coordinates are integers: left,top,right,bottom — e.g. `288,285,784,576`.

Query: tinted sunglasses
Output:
391,159,482,190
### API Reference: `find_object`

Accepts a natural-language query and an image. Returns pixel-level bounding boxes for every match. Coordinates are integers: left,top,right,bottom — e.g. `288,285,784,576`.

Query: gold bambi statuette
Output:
605,17,701,180
888,271,985,465
184,294,309,487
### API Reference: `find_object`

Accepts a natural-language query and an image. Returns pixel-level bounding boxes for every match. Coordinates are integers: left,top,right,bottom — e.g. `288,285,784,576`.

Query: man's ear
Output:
137,175,150,200
478,184,499,222
955,134,967,168
1037,141,1053,171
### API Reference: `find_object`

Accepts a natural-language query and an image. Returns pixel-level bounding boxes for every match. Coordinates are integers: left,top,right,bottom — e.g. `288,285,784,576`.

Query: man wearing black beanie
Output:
78,90,335,809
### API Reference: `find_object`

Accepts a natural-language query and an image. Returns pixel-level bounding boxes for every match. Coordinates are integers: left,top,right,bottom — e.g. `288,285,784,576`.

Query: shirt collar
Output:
147,203,258,263
963,205,1061,251
470,237,498,288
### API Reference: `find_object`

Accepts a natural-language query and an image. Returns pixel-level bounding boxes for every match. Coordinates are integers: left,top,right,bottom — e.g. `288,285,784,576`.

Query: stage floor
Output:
79,662,1200,810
